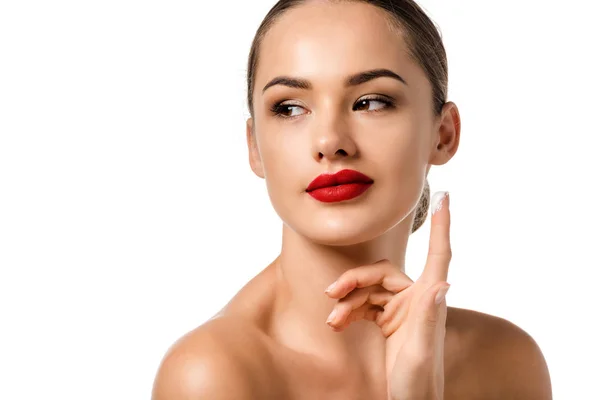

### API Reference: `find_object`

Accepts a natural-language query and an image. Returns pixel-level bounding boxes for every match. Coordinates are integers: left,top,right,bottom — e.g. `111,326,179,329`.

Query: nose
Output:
312,120,358,162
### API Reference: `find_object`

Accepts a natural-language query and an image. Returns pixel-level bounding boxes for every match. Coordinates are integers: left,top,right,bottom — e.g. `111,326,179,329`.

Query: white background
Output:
1,0,599,398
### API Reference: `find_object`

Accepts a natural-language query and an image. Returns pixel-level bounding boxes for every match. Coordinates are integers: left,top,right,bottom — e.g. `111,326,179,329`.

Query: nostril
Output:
318,149,347,159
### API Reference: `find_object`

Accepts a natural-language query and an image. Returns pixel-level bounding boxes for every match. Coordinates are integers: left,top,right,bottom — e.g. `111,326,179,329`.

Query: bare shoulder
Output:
151,316,283,400
446,307,553,400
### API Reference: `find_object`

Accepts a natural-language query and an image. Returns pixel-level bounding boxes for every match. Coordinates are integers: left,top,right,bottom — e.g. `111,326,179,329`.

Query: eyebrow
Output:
261,68,408,94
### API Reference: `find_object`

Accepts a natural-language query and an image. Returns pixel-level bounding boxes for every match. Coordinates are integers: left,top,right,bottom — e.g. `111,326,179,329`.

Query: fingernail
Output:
325,281,337,293
431,191,449,215
435,284,451,305
326,309,337,324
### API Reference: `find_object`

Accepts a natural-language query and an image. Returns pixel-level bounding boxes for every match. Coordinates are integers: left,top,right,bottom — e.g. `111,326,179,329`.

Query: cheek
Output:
258,124,312,173
365,124,428,206
260,134,303,180
258,137,306,214
366,121,425,170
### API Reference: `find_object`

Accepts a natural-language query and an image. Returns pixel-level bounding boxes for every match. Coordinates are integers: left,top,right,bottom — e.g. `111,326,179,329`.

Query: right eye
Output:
269,102,308,120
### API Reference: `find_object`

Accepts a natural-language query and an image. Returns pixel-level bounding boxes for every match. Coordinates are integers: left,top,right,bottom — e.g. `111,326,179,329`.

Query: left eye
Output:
353,97,394,112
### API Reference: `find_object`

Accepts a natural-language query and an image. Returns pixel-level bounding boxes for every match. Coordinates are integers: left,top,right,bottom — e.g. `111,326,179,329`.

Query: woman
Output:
152,0,552,398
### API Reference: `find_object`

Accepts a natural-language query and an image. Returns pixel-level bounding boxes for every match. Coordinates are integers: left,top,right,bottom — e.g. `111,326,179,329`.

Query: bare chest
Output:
271,360,388,400
257,334,486,400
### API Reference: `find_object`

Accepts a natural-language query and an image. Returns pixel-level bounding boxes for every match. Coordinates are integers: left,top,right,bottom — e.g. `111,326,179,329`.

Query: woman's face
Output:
247,1,456,246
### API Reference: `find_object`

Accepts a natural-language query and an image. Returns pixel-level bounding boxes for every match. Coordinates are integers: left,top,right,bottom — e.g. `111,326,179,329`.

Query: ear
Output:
429,101,461,166
246,117,265,178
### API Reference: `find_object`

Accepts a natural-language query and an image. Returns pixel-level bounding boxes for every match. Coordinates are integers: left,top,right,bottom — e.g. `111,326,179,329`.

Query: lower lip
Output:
307,183,373,203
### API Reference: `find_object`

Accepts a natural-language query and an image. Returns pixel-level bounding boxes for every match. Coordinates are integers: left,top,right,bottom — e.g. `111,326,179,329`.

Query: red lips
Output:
306,169,374,191
306,169,374,203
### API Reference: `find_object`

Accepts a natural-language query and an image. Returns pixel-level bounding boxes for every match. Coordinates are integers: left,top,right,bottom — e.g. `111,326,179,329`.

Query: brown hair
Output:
246,0,448,234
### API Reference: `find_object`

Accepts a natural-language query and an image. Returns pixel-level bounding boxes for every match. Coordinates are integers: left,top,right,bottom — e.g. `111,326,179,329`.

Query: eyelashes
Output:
269,95,396,120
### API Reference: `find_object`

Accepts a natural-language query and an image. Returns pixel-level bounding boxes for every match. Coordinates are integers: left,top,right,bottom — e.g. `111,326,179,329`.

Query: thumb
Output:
413,282,450,354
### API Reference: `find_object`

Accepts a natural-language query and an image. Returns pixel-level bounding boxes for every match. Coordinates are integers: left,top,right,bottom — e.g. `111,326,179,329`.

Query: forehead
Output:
257,1,418,90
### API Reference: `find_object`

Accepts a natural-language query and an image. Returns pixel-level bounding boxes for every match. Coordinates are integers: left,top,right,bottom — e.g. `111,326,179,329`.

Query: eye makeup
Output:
269,95,396,120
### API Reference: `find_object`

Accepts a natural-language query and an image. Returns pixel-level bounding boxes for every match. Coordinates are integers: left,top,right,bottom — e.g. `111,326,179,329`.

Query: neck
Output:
270,219,412,366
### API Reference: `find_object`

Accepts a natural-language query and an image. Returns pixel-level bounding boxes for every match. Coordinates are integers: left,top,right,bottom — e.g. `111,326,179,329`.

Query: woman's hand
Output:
324,191,452,400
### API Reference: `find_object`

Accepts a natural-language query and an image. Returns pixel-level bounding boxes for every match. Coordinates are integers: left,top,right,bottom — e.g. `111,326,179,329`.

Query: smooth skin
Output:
152,1,552,399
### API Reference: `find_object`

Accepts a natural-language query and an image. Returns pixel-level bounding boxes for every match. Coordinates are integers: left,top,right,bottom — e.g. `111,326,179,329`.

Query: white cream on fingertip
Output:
431,191,449,215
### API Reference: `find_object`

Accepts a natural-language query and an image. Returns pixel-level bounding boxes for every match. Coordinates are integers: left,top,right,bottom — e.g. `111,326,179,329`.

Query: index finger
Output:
421,191,451,283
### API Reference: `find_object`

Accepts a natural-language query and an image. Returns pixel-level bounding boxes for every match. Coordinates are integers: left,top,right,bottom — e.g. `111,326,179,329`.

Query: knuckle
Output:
424,314,438,328
374,258,395,272
380,320,397,338
340,286,369,305
366,289,388,306
430,252,451,263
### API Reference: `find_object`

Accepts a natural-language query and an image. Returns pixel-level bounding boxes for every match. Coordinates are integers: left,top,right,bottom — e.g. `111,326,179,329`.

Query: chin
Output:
293,217,394,246
273,190,415,246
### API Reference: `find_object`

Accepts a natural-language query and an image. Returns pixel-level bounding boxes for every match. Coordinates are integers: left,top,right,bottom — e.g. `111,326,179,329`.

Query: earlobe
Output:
246,118,265,179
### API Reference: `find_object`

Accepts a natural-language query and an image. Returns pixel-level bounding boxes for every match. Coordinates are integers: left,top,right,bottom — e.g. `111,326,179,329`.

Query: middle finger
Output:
325,259,414,299
327,285,393,328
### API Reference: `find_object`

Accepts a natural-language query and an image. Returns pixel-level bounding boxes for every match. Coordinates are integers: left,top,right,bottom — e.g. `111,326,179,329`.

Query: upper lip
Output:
306,169,374,192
